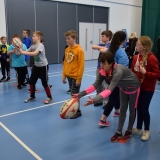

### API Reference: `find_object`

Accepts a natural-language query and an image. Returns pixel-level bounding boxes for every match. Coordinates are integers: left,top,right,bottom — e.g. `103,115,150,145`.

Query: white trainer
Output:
141,130,150,141
132,128,143,135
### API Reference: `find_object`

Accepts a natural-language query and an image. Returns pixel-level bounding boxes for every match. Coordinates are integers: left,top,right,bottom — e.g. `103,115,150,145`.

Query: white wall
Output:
0,0,7,38
52,0,142,37
0,0,142,39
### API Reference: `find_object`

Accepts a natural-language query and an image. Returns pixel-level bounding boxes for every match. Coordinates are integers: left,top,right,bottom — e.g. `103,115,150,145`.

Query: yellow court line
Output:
0,122,42,160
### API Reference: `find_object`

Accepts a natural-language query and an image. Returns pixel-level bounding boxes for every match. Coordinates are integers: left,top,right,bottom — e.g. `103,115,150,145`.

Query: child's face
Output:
100,61,112,71
32,34,40,43
101,35,110,43
66,36,76,46
22,31,28,38
136,40,145,53
1,38,7,44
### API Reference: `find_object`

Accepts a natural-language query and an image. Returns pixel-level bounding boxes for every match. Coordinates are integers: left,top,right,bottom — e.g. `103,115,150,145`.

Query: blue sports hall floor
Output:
0,60,160,160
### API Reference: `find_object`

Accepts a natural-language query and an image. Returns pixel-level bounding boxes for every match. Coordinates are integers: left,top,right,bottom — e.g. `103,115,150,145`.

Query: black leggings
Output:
29,65,51,97
15,66,26,87
103,87,120,117
137,90,154,130
1,59,10,77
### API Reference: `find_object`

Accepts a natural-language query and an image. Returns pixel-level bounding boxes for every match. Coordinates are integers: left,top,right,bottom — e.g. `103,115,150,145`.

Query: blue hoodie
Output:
22,37,31,61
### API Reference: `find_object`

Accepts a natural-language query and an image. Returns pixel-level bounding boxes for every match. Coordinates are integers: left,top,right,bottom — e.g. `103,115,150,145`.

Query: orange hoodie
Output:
63,44,84,83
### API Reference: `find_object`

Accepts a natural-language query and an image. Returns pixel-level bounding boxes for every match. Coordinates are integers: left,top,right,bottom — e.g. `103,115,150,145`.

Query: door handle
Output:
86,29,87,51
99,29,101,43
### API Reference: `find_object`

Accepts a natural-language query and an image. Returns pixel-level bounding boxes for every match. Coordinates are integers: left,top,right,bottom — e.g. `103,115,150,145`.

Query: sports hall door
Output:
79,22,107,60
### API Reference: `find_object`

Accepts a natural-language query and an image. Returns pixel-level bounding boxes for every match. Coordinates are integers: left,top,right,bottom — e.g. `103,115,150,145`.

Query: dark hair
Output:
12,34,20,38
0,36,7,40
101,30,113,41
98,51,115,64
24,29,30,36
109,31,126,56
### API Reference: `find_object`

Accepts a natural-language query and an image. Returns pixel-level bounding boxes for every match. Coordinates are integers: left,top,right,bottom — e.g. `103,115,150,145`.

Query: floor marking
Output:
0,93,96,118
48,67,96,74
84,74,96,77
0,122,42,160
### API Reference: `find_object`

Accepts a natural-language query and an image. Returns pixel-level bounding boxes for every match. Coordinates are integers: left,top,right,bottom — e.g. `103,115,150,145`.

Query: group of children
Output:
64,30,159,142
0,29,159,142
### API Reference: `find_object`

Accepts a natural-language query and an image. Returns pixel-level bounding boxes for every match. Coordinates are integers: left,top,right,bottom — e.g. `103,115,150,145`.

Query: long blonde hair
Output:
129,32,137,39
138,36,153,66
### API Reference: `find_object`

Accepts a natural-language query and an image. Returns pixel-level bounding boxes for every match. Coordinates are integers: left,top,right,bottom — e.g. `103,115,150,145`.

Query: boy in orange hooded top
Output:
62,30,85,119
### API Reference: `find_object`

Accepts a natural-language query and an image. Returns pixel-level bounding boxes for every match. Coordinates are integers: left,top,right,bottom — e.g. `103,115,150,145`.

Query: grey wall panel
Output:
58,2,77,63
78,5,93,23
35,0,58,64
6,0,35,44
94,6,109,29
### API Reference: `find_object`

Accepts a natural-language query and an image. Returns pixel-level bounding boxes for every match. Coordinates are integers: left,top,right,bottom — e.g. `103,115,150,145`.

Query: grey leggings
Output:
117,90,139,133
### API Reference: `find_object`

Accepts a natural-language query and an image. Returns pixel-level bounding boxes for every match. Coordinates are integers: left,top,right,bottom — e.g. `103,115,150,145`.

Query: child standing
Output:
22,29,31,84
98,31,129,126
18,31,52,104
7,34,27,89
62,30,84,119
132,36,160,141
92,30,113,106
0,36,10,82
73,52,140,142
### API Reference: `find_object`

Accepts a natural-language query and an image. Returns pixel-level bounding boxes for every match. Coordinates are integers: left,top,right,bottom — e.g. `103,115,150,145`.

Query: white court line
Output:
84,74,96,78
48,67,96,74
0,122,42,160
0,93,96,118
1,69,96,81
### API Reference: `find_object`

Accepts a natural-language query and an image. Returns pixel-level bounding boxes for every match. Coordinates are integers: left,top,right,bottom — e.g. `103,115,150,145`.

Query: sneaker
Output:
49,85,52,89
99,120,110,127
0,76,6,81
94,102,103,106
5,77,11,82
67,90,71,94
113,112,120,117
121,130,132,141
24,97,36,103
132,128,143,135
70,110,82,119
28,89,38,93
44,97,52,104
141,130,150,141
17,86,22,90
24,81,29,85
22,84,27,87
110,132,123,142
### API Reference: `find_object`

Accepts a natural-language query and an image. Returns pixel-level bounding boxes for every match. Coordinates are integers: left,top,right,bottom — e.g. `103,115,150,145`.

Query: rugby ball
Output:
60,98,79,119
12,37,22,48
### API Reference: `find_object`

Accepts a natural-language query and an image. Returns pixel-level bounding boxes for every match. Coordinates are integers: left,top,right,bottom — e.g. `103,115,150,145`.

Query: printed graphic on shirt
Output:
34,55,40,62
66,51,74,63
1,45,7,54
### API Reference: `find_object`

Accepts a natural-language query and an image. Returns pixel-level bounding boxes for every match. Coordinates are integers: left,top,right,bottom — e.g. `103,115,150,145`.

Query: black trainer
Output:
22,84,27,87
0,76,6,82
70,110,82,119
17,86,22,90
66,90,71,94
24,96,36,103
5,77,11,82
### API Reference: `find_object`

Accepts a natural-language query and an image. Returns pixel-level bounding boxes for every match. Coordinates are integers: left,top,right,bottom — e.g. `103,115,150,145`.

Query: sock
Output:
30,85,35,97
45,86,52,98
